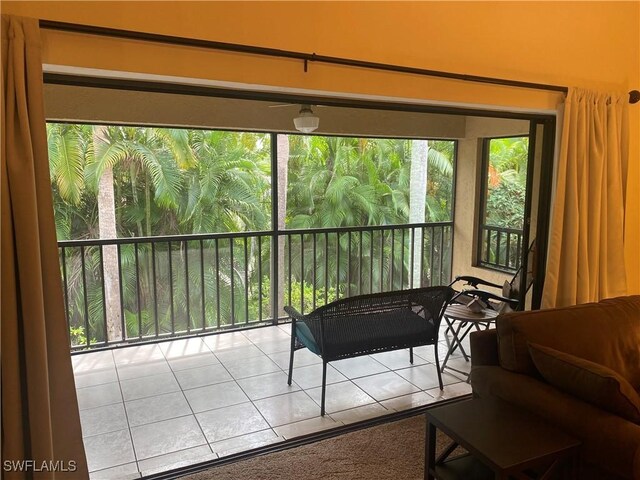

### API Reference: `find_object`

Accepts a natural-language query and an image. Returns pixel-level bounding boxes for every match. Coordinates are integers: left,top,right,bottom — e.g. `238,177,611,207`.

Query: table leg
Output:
569,448,579,480
454,320,496,361
441,320,469,373
456,323,475,360
453,322,470,360
443,317,456,349
424,418,436,480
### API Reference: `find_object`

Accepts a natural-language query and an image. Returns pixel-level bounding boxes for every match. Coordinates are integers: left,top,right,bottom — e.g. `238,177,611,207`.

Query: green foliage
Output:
48,123,87,206
49,126,455,238
48,125,272,239
69,326,97,348
69,326,87,347
286,136,455,228
49,124,456,344
484,136,529,229
288,280,339,311
486,181,526,228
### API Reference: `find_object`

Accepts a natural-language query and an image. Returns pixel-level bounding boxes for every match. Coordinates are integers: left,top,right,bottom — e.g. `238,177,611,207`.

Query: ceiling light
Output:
293,105,319,133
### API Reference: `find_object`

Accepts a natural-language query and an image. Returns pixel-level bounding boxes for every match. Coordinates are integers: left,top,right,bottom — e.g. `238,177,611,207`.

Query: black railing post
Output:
199,239,205,331
168,241,175,335
117,244,126,342
98,246,108,345
151,242,159,337
80,246,90,348
257,236,263,322
215,238,221,328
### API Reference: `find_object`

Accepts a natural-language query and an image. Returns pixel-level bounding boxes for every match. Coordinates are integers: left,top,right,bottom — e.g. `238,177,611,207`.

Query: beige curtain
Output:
542,88,628,308
1,15,88,478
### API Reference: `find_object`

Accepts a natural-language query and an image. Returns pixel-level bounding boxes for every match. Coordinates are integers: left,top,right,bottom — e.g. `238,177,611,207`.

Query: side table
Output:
424,398,580,480
440,304,498,379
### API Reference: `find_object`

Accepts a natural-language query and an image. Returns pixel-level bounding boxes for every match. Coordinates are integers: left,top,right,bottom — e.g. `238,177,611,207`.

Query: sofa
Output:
470,295,640,480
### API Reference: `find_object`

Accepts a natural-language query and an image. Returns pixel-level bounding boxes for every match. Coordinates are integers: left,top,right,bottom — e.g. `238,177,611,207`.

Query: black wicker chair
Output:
284,286,454,415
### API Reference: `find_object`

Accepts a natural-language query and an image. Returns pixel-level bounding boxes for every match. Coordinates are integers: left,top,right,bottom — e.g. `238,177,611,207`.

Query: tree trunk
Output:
275,134,289,317
410,140,429,287
94,126,123,342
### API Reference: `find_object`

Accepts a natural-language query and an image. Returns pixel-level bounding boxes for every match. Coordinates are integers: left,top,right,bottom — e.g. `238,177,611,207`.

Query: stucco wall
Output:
452,117,530,288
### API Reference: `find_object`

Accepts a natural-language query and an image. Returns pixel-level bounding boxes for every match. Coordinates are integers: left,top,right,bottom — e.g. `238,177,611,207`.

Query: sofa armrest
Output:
470,329,499,366
472,366,640,480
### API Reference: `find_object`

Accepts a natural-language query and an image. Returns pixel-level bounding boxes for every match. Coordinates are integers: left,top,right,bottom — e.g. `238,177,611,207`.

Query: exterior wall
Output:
452,117,530,287
3,0,638,292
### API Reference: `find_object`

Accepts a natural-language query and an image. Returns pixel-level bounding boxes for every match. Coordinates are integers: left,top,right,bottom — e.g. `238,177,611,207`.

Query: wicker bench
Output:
284,286,454,415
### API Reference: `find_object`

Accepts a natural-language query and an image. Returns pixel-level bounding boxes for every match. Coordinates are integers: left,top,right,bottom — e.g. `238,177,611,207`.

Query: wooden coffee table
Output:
424,398,580,480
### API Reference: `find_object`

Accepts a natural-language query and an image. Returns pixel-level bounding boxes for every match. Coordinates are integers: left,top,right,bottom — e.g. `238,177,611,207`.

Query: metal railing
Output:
478,225,523,272
59,222,453,350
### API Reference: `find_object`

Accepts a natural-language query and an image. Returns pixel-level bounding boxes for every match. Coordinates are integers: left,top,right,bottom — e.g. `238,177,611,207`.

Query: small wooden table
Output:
424,398,581,480
441,304,498,379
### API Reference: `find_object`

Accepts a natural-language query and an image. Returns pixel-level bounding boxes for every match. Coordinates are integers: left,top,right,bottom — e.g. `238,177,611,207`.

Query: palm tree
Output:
181,129,270,233
85,126,188,341
86,126,185,234
410,140,428,287
425,140,455,222
168,130,271,329
286,136,396,229
283,136,456,299
93,125,122,341
275,134,289,317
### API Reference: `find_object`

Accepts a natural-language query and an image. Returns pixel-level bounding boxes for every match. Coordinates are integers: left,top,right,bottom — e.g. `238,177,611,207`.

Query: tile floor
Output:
73,324,473,479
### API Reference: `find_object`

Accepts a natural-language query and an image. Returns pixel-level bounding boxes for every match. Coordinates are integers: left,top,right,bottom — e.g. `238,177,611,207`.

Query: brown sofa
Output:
470,296,640,480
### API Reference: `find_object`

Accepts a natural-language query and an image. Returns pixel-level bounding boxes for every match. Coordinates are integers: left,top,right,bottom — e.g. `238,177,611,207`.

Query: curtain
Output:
1,15,88,478
542,88,629,308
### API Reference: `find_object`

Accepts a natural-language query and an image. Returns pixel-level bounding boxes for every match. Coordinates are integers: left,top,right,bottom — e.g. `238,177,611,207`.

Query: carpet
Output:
182,414,458,480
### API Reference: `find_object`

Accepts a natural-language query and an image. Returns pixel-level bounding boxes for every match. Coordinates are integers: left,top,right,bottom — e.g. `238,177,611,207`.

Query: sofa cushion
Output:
497,296,640,389
529,343,640,424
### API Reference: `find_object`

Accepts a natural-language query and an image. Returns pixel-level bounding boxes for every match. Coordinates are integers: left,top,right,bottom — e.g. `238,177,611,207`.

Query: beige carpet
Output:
183,414,456,480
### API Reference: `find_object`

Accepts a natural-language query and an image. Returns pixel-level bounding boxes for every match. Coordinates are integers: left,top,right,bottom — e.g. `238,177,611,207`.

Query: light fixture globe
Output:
293,105,319,133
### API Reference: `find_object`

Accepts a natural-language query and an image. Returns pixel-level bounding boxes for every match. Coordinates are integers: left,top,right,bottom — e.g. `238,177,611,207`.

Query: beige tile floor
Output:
73,324,473,479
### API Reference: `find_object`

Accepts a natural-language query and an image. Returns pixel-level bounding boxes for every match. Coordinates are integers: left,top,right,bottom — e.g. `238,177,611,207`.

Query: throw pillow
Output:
529,342,640,424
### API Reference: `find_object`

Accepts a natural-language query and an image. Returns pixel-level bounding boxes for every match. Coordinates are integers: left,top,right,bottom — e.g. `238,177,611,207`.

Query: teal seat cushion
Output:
296,320,321,355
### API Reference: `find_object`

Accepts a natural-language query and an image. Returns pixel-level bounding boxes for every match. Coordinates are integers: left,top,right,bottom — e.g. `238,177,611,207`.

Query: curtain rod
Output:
39,20,639,104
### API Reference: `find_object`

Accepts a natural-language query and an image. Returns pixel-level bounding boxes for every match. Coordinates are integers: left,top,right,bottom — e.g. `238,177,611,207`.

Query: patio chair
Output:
440,240,536,368
448,238,536,313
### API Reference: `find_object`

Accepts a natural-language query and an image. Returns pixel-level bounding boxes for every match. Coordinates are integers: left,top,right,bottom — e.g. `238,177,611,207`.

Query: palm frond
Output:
49,125,85,204
426,146,454,177
85,140,129,192
129,143,183,208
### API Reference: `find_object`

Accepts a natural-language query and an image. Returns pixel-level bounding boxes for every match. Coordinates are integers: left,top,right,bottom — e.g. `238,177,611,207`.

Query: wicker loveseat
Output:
284,286,454,415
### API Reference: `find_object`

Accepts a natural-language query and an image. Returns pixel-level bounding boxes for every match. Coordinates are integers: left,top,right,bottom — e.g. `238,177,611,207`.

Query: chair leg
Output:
434,342,444,390
288,350,295,386
321,360,327,416
288,328,296,386
409,347,414,364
